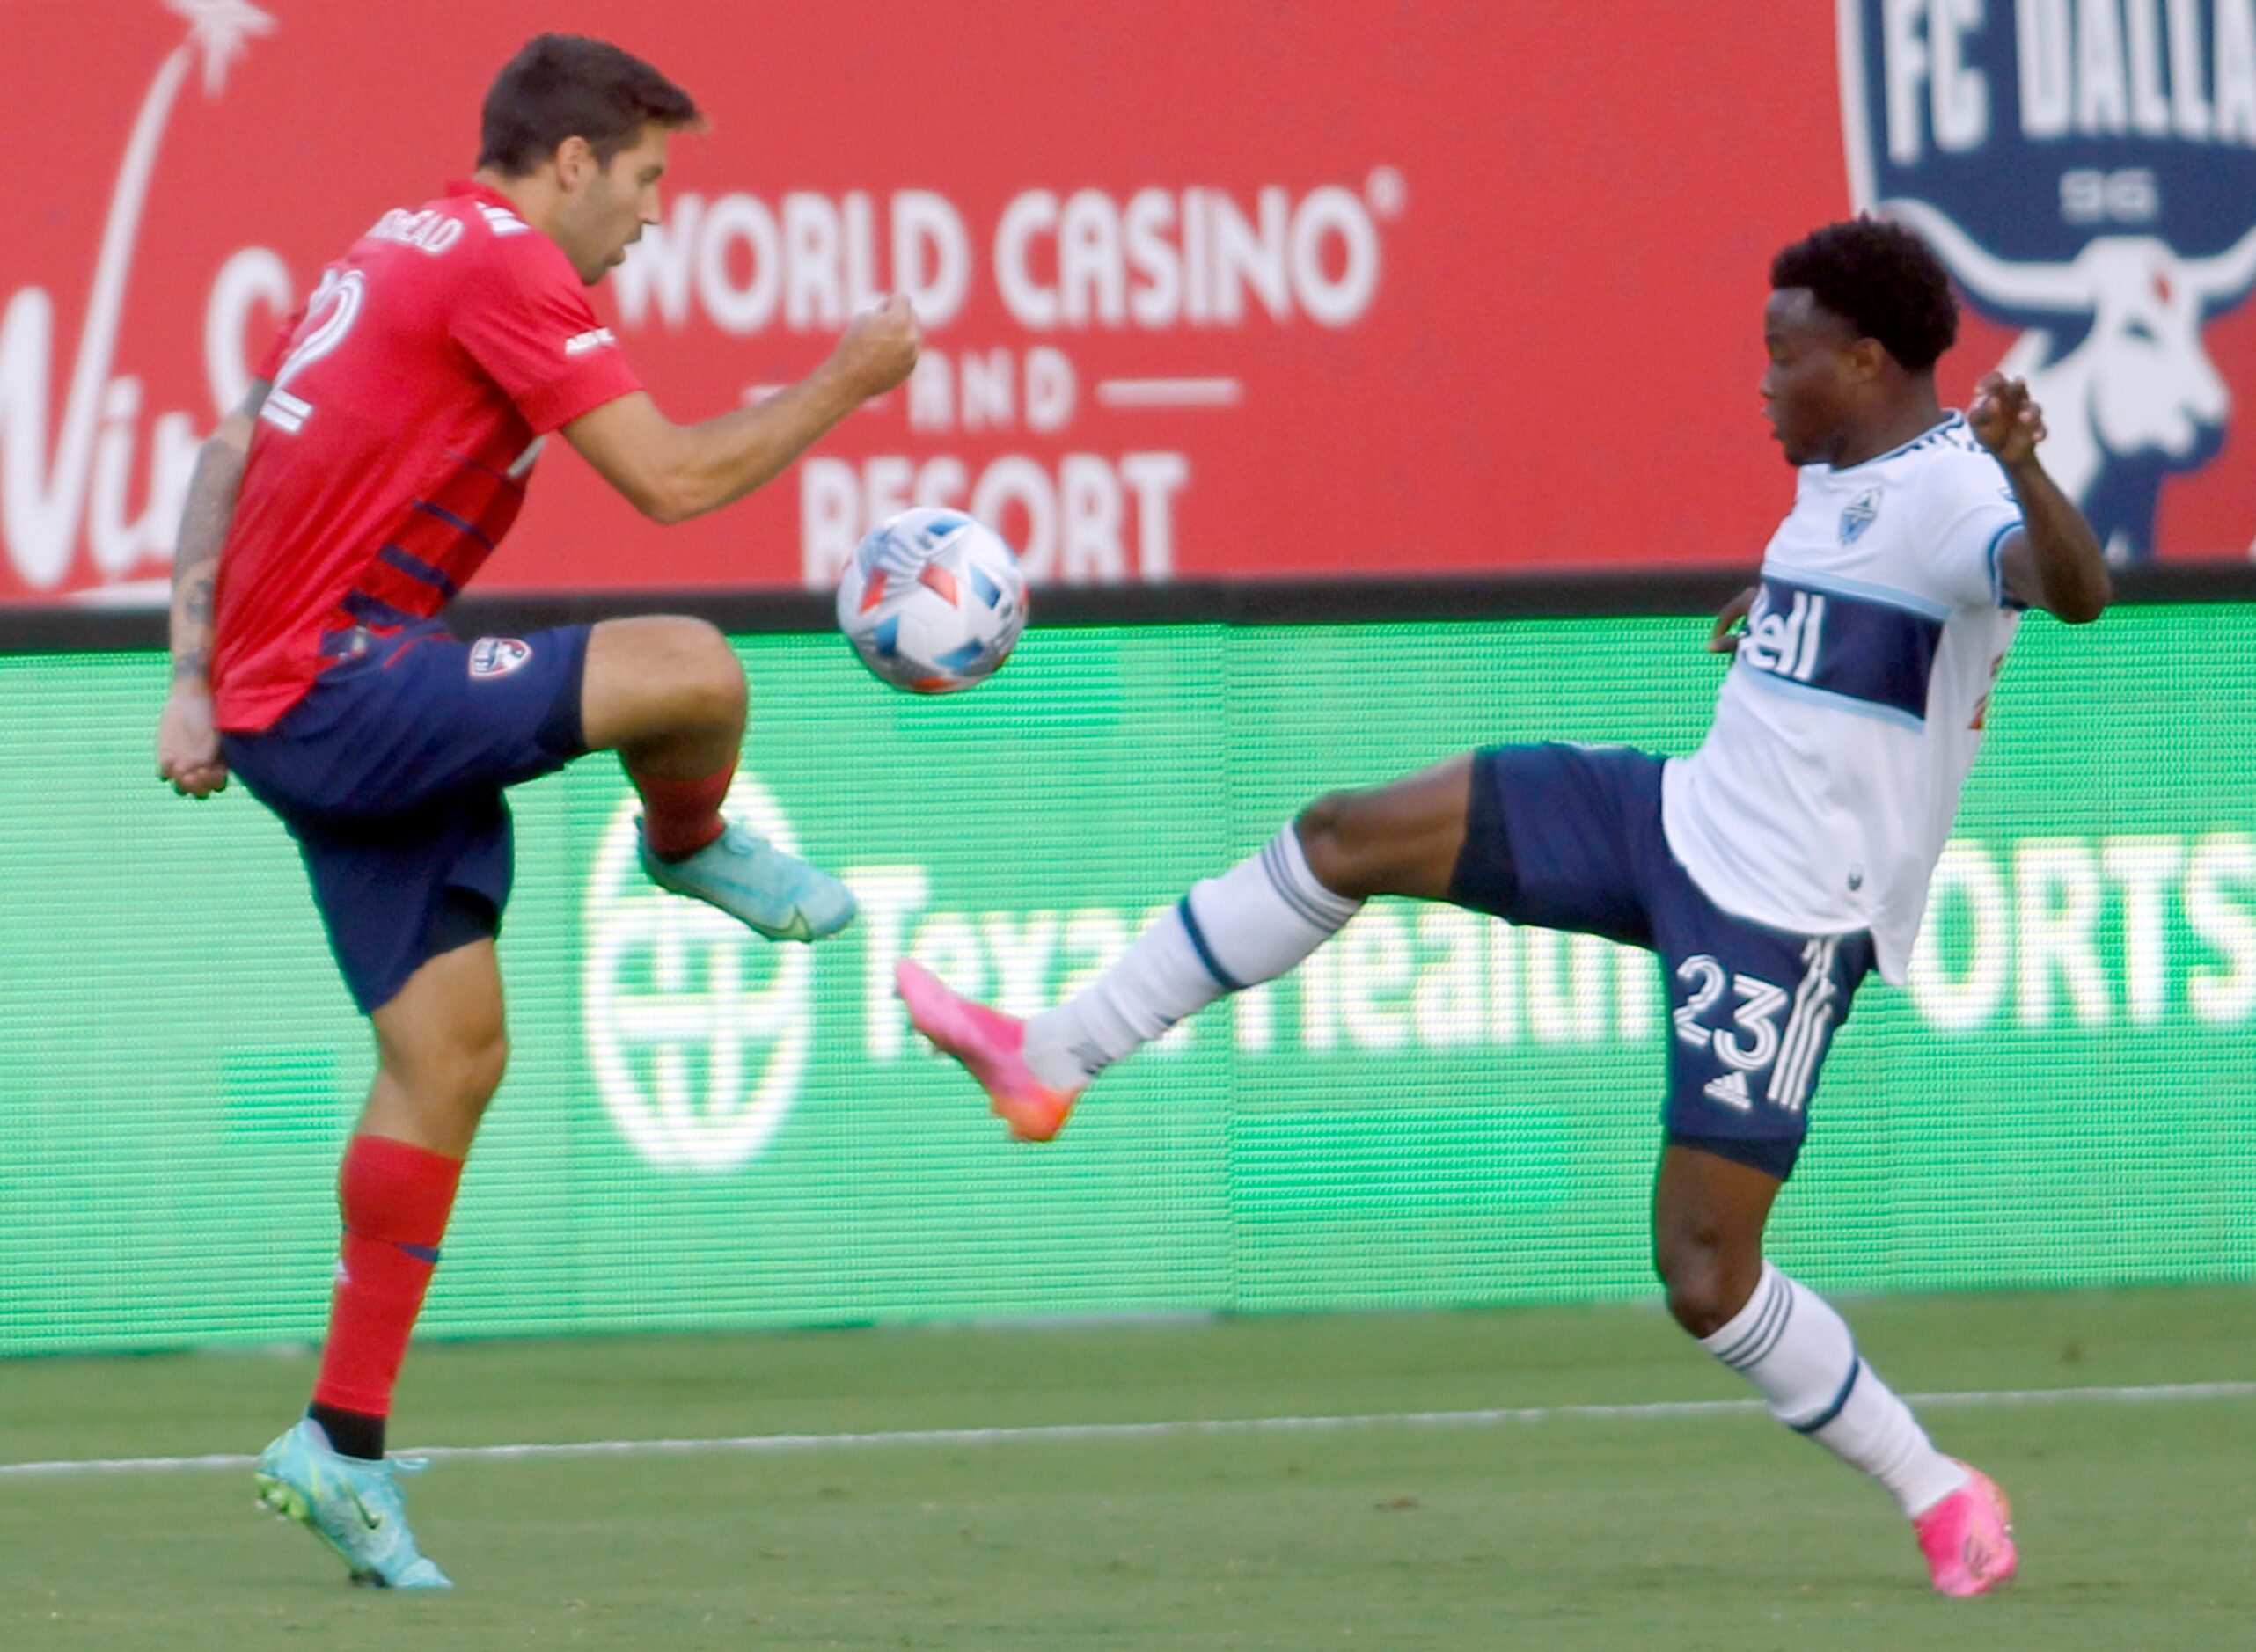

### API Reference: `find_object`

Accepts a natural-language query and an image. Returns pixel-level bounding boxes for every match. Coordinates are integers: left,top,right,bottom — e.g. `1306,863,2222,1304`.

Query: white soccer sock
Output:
1699,1263,1969,1518
1022,824,1363,1089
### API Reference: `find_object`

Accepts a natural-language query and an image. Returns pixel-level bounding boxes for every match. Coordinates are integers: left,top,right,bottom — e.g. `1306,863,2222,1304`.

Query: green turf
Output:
4,1287,2251,1649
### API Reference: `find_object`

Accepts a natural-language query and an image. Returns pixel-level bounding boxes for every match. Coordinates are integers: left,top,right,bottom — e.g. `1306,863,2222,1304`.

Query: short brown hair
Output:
477,34,700,176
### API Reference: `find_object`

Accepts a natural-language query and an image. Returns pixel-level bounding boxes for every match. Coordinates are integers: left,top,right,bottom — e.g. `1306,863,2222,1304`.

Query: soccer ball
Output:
835,508,1028,693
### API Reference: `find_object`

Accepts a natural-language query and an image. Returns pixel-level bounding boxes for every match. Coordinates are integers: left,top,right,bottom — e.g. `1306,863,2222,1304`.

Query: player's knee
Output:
414,1025,507,1115
665,618,746,730
1294,790,1381,898
463,1027,509,1108
1655,1229,1758,1339
376,1021,507,1138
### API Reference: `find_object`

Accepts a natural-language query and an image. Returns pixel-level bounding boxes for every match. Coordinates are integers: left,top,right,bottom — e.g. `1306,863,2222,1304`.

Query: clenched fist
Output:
829,296,921,401
157,682,230,799
1967,372,2047,467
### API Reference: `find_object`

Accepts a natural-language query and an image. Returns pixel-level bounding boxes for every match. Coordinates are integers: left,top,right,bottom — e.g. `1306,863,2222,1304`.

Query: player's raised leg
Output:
255,939,508,1590
1655,1145,2016,1597
897,756,1473,1139
581,615,854,941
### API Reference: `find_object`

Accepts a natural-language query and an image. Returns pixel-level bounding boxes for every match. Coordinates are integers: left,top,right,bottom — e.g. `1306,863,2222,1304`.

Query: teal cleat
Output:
637,819,857,941
253,1419,453,1590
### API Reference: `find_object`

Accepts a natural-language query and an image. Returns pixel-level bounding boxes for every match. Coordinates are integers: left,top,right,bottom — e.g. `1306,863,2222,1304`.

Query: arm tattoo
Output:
169,450,241,680
172,562,216,676
168,381,266,684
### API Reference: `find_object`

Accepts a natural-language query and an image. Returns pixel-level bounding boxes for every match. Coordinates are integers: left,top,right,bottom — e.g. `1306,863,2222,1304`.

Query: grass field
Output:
4,1286,2251,1650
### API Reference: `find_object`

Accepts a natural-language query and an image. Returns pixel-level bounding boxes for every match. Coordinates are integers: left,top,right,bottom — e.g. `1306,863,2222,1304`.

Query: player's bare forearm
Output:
1969,370,2109,625
2000,454,2110,625
568,296,919,525
667,365,867,521
565,379,861,525
169,447,241,683
168,386,264,683
157,385,261,798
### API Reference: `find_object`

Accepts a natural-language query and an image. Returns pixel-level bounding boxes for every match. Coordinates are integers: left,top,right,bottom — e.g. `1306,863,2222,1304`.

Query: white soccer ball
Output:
835,508,1028,693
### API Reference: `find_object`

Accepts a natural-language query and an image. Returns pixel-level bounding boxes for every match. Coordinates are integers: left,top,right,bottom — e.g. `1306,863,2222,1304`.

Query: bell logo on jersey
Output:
1735,579,1945,727
468,637,532,678
1737,588,1828,683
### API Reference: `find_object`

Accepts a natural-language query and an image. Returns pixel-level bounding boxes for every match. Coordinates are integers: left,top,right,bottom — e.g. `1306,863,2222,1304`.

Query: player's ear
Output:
1845,335,1891,385
554,135,596,191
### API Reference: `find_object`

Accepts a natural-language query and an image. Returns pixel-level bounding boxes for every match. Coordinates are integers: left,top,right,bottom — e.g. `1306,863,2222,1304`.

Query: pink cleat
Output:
895,960,1081,1142
1914,1462,2018,1597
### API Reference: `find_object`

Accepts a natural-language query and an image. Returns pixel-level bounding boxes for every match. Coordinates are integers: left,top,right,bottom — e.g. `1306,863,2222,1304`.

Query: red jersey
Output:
209,182,641,731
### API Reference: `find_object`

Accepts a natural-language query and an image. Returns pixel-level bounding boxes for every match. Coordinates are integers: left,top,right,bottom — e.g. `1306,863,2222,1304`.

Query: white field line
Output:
2,1380,2250,1480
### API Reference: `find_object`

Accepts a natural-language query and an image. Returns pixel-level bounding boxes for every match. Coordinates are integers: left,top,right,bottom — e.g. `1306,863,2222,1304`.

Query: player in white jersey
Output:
1666,400,2032,989
896,219,2111,1597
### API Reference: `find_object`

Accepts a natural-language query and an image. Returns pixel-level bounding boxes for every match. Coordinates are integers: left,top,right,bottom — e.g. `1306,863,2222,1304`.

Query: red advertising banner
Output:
6,1,2252,603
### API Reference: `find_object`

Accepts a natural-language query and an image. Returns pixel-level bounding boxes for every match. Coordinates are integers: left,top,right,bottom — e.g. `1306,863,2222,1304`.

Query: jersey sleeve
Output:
1918,457,2024,610
448,237,642,433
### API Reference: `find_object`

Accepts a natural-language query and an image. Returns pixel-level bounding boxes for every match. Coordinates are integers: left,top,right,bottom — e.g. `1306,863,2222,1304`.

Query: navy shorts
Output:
1447,742,1874,1181
223,621,591,1014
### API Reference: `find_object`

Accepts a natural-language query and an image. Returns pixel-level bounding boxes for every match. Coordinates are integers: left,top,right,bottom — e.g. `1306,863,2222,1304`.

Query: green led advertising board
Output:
1,608,2251,1354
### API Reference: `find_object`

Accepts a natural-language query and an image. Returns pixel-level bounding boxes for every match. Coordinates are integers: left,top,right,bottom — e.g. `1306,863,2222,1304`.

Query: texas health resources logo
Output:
1840,0,2256,563
583,778,814,1173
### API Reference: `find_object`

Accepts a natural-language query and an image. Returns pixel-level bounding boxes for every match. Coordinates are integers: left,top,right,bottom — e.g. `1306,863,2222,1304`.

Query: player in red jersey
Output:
154,35,917,1589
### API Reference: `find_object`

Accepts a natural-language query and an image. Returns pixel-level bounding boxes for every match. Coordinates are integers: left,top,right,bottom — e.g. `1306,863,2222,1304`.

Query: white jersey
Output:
1662,414,2023,985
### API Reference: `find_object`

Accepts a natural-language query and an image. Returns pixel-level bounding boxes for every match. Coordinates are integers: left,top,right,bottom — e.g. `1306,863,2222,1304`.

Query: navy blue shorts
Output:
223,621,591,1014
1447,742,1874,1181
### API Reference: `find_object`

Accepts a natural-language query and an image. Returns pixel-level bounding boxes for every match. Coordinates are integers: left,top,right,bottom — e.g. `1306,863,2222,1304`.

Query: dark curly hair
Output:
1770,217,1959,371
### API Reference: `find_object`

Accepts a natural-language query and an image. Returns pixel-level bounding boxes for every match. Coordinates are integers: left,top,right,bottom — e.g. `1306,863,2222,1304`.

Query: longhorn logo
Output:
1839,1,2256,563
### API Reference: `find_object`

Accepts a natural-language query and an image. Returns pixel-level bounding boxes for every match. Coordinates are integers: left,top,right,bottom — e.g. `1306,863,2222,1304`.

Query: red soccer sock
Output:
633,764,735,861
310,1135,464,1420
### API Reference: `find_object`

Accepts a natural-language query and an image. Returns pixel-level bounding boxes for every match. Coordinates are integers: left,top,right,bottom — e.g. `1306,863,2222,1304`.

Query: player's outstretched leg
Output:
898,757,1472,1138
583,616,854,941
894,815,1357,1139
1655,1145,2016,1597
